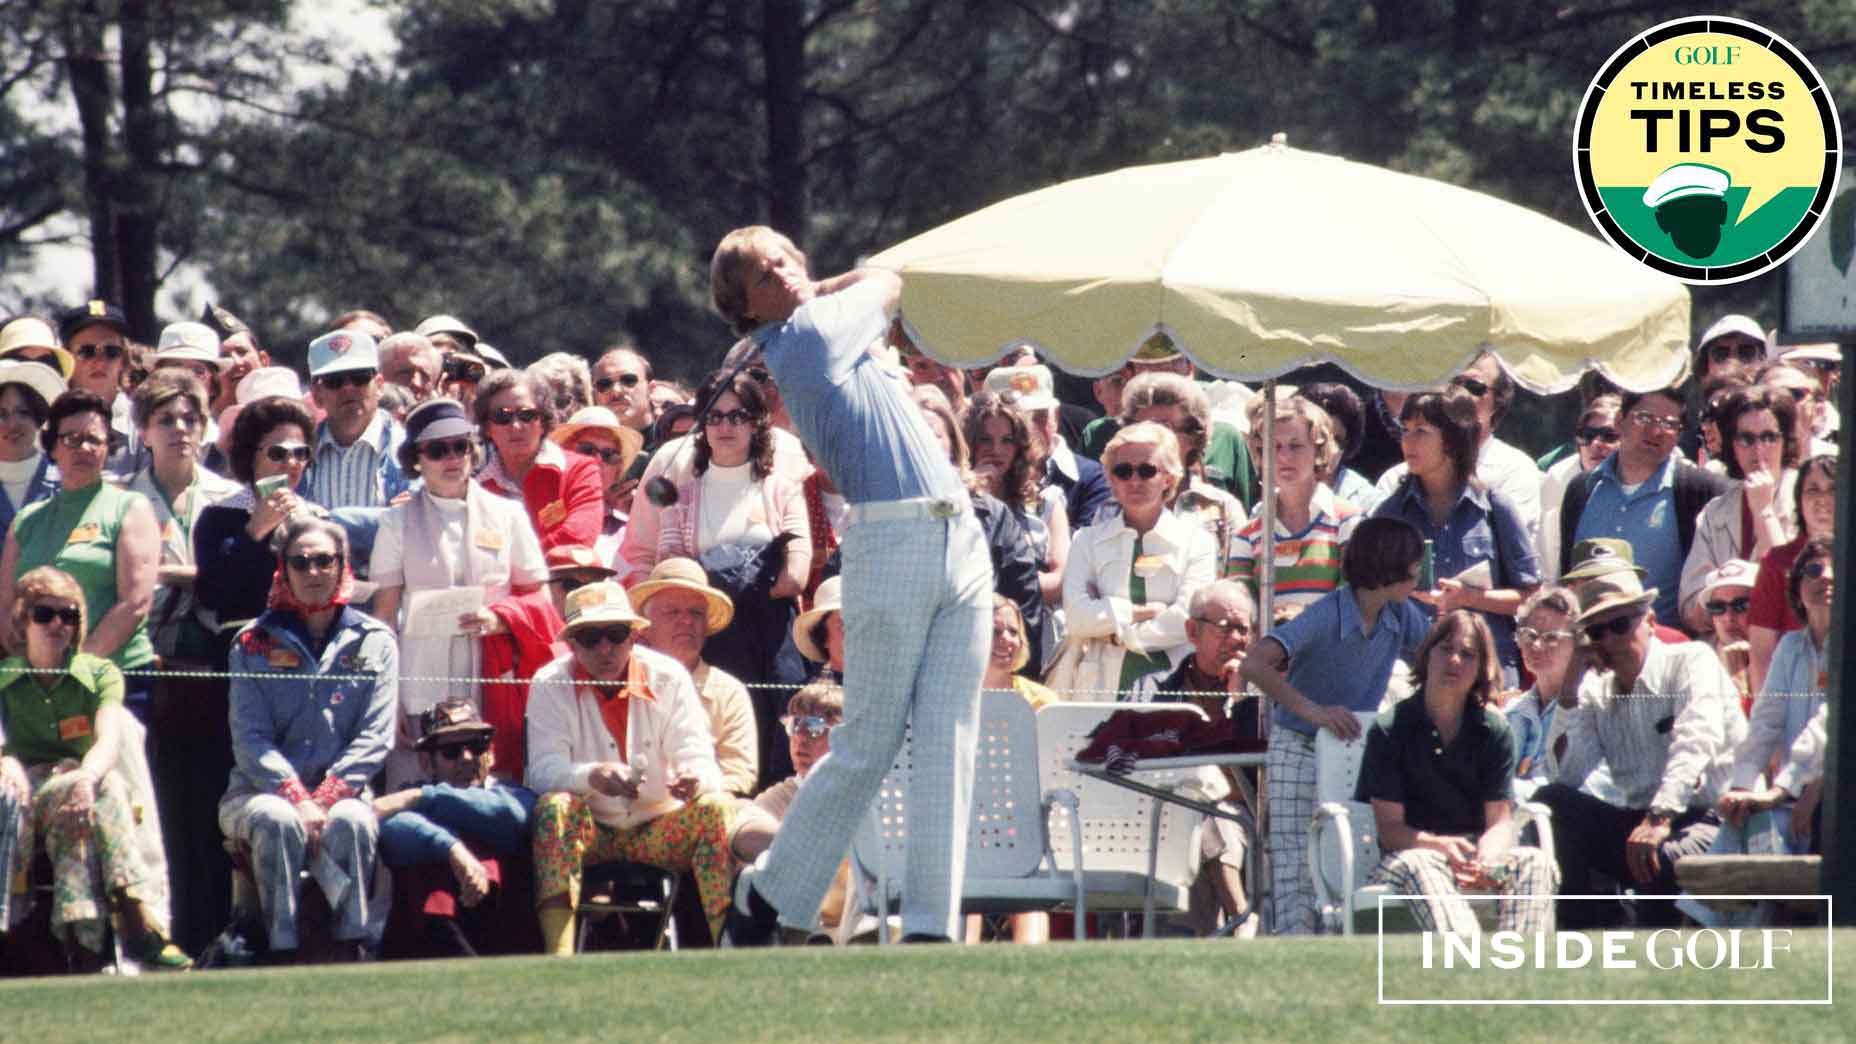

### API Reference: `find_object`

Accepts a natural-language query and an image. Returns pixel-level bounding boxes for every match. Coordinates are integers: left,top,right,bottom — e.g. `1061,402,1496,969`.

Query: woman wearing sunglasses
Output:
193,396,321,639
1678,385,1801,635
1745,452,1838,695
1053,422,1216,698
473,369,604,552
0,566,190,970
1538,394,1621,582
371,398,548,788
220,516,396,961
0,391,159,716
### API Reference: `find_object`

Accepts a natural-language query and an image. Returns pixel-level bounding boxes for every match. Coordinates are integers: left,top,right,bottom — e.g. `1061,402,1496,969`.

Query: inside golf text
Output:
1421,929,1795,970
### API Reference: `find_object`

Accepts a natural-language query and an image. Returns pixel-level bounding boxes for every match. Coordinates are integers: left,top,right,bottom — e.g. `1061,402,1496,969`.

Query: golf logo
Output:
1574,16,1840,283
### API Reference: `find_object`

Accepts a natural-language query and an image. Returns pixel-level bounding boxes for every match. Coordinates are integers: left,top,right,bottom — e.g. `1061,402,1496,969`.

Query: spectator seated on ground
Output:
525,581,733,954
376,699,539,958
631,557,760,797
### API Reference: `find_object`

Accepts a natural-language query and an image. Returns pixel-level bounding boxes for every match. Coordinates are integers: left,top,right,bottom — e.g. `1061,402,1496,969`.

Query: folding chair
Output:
575,862,680,952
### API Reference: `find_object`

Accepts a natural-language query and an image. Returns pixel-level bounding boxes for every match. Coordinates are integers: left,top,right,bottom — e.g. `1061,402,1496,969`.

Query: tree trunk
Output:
117,0,161,340
64,2,119,312
761,0,806,237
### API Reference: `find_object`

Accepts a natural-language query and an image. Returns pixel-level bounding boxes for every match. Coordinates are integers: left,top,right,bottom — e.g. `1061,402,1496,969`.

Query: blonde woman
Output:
1234,393,1360,610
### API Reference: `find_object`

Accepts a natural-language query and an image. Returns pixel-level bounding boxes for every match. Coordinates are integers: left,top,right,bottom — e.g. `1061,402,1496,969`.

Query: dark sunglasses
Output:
435,738,491,760
315,369,376,390
74,344,125,362
1110,462,1161,481
1704,596,1752,616
1451,376,1490,398
570,624,632,648
1802,560,1830,579
286,551,341,572
594,373,643,392
706,408,754,428
490,407,541,426
419,438,473,461
1732,430,1783,448
1708,342,1763,366
29,604,81,628
264,442,312,464
1582,613,1641,642
1577,425,1620,445
574,442,626,465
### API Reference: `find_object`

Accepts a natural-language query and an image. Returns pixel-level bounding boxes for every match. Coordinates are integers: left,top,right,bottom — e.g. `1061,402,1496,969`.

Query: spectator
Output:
0,316,74,380
648,379,691,416
1236,393,1358,611
1678,385,1801,632
1125,373,1247,580
982,594,1060,709
895,329,969,415
1746,453,1836,694
413,315,486,410
200,303,268,418
1054,422,1216,698
379,332,442,405
1239,517,1431,935
591,345,657,433
1295,382,1381,513
474,368,605,552
1538,394,1621,583
964,388,1070,656
526,581,732,954
1374,387,1539,684
46,305,140,475
1694,559,1757,713
987,365,1111,531
335,308,393,342
1757,360,1836,458
470,544,589,785
376,699,539,958
1559,384,1728,628
1692,314,1768,384
0,566,190,969
0,359,64,534
1533,568,1745,928
1505,587,1581,798
220,516,396,961
0,391,158,715
1355,610,1558,937
792,575,844,676
301,330,411,579
192,397,320,642
631,558,760,797
1781,343,1841,445
549,406,644,567
1078,337,1255,507
1696,370,1753,474
370,398,548,787
529,352,594,420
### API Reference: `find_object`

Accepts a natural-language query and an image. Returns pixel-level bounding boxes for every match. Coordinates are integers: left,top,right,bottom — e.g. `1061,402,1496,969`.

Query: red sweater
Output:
482,447,605,552
481,590,566,781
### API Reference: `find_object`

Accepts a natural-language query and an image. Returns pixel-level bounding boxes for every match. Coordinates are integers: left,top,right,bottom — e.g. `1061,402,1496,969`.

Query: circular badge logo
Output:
1574,17,1840,284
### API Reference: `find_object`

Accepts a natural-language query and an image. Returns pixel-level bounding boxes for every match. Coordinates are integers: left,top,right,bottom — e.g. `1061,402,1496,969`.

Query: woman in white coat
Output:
1056,422,1216,700
1678,385,1800,633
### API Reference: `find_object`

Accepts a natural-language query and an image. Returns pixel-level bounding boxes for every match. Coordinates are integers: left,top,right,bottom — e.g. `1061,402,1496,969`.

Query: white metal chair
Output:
1308,708,1557,935
852,689,1084,942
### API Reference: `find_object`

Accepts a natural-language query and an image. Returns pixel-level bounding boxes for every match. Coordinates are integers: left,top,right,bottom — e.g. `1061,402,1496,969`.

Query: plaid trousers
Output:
1266,730,1319,935
1370,845,1558,936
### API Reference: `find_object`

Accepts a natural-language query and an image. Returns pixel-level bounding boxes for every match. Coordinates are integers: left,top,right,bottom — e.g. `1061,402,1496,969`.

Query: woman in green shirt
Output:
0,566,188,968
0,390,159,716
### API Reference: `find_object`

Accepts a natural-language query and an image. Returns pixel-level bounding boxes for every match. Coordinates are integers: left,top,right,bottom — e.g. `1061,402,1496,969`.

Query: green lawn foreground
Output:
0,930,1844,1044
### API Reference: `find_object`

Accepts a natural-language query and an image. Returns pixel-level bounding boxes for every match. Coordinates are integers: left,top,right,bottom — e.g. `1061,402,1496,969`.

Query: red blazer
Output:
481,590,567,781
482,444,605,552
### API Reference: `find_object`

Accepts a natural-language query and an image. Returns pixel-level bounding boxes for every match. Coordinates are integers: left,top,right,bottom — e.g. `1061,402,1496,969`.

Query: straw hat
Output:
562,581,648,633
1575,571,1658,625
0,317,74,380
551,405,645,472
793,575,844,663
629,557,734,635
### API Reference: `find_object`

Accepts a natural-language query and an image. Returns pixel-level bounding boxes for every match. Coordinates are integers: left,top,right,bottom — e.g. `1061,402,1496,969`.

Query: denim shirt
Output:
0,454,58,536
1373,477,1539,668
301,413,411,577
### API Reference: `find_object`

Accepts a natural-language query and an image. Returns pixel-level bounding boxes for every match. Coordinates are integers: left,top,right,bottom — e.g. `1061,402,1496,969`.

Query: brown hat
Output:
415,698,495,751
1562,538,1647,583
1575,571,1658,625
629,557,734,635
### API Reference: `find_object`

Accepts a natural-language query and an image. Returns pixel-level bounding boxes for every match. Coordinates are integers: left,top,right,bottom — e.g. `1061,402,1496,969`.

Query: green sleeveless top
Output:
12,482,156,670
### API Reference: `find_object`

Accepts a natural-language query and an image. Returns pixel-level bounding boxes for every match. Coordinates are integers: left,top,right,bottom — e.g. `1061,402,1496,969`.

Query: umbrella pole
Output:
1257,380,1277,932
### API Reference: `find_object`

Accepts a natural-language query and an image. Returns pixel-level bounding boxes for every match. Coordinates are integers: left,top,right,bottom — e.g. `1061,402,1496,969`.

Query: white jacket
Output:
1678,474,1796,619
1056,507,1216,699
524,645,723,829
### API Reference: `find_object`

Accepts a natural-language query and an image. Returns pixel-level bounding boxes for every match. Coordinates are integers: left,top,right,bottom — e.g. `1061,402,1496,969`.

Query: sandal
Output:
126,931,194,971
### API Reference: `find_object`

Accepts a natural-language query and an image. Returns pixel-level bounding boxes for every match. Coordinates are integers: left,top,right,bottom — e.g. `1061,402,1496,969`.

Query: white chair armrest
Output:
1308,801,1355,918
1516,799,1556,865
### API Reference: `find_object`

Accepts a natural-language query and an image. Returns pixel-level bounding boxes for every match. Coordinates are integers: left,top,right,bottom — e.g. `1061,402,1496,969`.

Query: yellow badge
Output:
537,500,566,529
1133,554,1166,577
474,527,506,551
66,522,102,544
161,517,180,543
267,648,301,669
58,715,92,741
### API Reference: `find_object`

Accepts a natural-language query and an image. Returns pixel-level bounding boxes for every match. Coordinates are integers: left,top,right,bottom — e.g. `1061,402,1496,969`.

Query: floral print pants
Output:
2,764,152,953
532,791,735,939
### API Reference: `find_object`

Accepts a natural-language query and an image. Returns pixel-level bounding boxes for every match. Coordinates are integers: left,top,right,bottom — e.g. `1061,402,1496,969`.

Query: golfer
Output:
710,226,990,944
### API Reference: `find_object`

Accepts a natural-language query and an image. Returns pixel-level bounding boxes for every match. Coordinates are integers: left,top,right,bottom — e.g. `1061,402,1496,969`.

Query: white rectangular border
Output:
1375,893,1833,1005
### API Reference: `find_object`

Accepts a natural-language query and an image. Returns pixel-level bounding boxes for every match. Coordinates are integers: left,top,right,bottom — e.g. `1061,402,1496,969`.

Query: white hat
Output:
1780,343,1840,366
0,359,66,410
1696,559,1758,604
0,317,74,380
236,366,304,403
1643,163,1730,209
154,321,229,370
1696,314,1769,356
792,575,843,663
307,329,380,378
415,314,478,349
983,364,1059,411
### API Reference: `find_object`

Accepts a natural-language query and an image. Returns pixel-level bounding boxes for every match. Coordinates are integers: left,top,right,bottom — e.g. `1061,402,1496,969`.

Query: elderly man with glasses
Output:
300,330,411,580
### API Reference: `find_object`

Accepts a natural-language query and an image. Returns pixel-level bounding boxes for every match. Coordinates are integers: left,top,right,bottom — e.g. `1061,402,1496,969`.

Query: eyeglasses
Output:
1192,616,1252,638
1801,560,1831,580
780,714,835,738
314,370,376,390
1516,627,1572,647
286,552,341,572
74,344,125,362
29,604,81,628
263,442,312,464
1110,462,1161,481
1577,425,1620,445
152,411,200,430
594,373,644,393
575,442,626,465
490,407,541,426
56,431,108,451
1732,430,1783,448
1628,409,1684,433
1704,597,1752,616
706,408,754,428
570,624,632,648
1452,376,1490,398
1582,613,1642,642
434,738,491,760
418,438,472,461
1708,342,1763,367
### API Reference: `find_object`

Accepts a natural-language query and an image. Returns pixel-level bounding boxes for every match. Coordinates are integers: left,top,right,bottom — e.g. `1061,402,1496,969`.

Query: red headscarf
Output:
265,560,356,615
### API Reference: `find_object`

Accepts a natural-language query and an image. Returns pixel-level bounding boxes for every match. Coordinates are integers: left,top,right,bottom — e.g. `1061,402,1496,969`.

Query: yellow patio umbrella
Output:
869,136,1692,394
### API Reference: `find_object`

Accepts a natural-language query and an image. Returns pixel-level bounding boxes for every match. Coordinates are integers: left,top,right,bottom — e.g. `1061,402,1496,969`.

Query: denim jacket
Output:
0,454,58,536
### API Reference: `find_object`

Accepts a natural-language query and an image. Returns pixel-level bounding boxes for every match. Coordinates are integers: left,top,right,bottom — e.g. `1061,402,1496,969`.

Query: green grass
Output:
0,930,1845,1043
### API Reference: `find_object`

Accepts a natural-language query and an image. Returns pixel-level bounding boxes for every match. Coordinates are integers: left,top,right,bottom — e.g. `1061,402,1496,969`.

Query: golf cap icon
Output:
1643,163,1731,259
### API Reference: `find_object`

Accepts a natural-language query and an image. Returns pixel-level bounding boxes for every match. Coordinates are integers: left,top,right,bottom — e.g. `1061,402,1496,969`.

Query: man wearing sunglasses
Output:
549,405,644,565
1532,569,1745,930
53,301,140,473
591,344,657,433
301,329,411,580
374,699,539,958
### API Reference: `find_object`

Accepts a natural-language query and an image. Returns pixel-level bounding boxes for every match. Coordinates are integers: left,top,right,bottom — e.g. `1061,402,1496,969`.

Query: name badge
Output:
58,716,92,741
1133,554,1166,577
474,527,506,551
537,500,566,529
268,648,302,670
66,522,102,544
161,518,180,542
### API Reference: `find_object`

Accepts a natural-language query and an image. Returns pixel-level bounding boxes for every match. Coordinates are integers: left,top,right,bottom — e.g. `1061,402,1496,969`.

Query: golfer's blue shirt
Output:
1266,586,1429,737
755,280,964,505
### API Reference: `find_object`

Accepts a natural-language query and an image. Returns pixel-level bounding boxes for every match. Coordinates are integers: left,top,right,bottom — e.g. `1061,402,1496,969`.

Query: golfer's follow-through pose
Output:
711,226,990,944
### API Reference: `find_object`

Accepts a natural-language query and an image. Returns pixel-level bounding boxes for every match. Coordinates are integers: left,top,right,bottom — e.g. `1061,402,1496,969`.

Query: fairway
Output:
0,930,1843,1043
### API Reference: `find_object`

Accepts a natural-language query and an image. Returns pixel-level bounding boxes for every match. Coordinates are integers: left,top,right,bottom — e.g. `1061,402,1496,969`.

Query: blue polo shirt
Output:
1373,478,1538,668
1266,585,1430,737
1571,453,1682,625
754,281,963,505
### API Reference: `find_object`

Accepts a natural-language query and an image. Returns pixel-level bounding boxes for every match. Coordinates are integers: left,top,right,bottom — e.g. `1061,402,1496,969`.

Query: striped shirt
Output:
1229,484,1360,609
304,410,392,509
